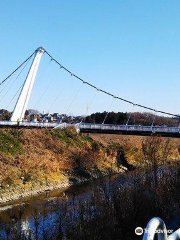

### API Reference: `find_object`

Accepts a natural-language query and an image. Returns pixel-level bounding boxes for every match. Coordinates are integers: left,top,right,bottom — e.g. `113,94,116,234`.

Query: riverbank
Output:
1,164,180,240
0,127,127,205
0,168,127,206
0,127,180,206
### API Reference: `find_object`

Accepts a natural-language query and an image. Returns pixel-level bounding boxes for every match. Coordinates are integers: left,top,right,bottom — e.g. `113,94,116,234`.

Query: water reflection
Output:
0,166,180,240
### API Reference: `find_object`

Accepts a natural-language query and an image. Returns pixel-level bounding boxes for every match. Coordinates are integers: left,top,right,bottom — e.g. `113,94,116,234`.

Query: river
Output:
0,166,180,240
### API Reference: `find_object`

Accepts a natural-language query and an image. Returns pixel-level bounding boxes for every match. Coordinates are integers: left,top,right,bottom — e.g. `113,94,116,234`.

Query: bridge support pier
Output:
10,47,45,123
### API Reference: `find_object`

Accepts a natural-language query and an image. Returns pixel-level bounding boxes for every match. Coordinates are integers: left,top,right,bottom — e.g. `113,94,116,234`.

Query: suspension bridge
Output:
1,47,180,137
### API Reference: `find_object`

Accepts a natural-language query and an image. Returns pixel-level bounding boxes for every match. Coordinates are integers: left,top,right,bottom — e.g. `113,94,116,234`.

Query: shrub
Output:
0,131,22,155
2,176,14,186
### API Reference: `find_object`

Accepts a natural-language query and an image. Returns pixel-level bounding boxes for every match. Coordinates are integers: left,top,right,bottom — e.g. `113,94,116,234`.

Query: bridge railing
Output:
0,121,180,134
78,123,180,133
0,120,59,128
142,217,180,240
20,121,58,128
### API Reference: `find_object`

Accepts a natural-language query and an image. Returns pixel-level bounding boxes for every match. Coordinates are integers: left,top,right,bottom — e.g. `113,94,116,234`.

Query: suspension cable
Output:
80,89,98,123
0,51,35,87
102,97,115,124
151,111,157,127
33,82,51,109
145,112,149,119
126,104,136,125
45,50,179,118
0,57,31,104
66,82,84,114
32,59,52,90
48,83,67,113
6,83,24,109
33,73,54,109
0,72,16,95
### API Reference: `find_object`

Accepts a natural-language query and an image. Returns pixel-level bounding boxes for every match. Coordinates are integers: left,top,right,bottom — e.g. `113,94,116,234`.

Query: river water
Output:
0,166,180,240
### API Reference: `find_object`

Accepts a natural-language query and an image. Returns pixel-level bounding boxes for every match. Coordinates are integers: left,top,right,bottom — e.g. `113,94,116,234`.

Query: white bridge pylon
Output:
10,47,45,123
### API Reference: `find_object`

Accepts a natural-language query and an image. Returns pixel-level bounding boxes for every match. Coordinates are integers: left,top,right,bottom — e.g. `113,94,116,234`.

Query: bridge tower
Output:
10,47,45,122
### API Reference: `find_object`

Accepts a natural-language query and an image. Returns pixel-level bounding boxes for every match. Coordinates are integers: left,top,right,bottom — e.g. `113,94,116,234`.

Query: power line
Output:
44,50,179,118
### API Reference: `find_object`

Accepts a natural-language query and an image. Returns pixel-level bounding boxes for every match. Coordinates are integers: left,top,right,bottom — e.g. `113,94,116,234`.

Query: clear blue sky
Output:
0,0,180,116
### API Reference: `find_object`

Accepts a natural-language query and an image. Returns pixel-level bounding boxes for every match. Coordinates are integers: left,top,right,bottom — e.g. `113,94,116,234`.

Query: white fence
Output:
78,123,180,134
0,120,58,128
0,121,180,134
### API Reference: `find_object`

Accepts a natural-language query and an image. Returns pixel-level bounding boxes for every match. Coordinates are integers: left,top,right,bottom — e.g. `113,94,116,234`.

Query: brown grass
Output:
0,128,180,192
0,128,119,190
89,133,180,164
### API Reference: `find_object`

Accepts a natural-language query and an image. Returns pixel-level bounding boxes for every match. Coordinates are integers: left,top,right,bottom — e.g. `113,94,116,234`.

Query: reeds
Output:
1,163,180,240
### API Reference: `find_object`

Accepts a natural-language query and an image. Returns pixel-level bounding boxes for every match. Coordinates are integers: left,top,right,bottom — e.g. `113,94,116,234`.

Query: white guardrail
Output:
143,218,180,240
0,120,59,128
0,121,180,134
78,123,180,134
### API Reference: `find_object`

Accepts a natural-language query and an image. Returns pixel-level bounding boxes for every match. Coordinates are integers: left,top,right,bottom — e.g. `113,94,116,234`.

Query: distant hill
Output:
85,111,179,127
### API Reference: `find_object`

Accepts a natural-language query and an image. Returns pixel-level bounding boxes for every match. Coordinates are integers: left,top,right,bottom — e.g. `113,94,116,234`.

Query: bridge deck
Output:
78,123,180,137
0,121,180,137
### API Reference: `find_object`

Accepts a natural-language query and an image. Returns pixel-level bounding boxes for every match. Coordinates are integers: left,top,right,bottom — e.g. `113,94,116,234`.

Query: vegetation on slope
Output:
0,127,120,194
0,131,21,155
1,164,180,240
0,127,180,202
91,133,180,165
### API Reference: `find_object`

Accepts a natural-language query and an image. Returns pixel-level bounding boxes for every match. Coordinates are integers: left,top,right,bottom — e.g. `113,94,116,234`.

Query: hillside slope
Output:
0,127,180,204
0,127,122,204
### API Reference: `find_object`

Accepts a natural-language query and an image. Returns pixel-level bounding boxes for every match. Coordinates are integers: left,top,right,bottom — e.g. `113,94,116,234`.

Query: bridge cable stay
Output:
126,104,136,126
0,69,20,95
80,89,98,123
102,97,115,124
33,81,52,109
66,82,84,115
151,110,157,128
47,82,68,114
6,83,25,110
0,71,19,96
33,63,57,109
46,60,72,114
44,50,179,119
0,51,35,88
0,57,32,106
32,58,52,90
0,75,14,95
145,112,159,126
145,112,150,120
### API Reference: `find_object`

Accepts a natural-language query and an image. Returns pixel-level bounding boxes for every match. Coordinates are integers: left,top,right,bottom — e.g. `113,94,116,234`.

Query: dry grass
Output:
0,128,180,193
90,133,180,164
0,128,119,191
